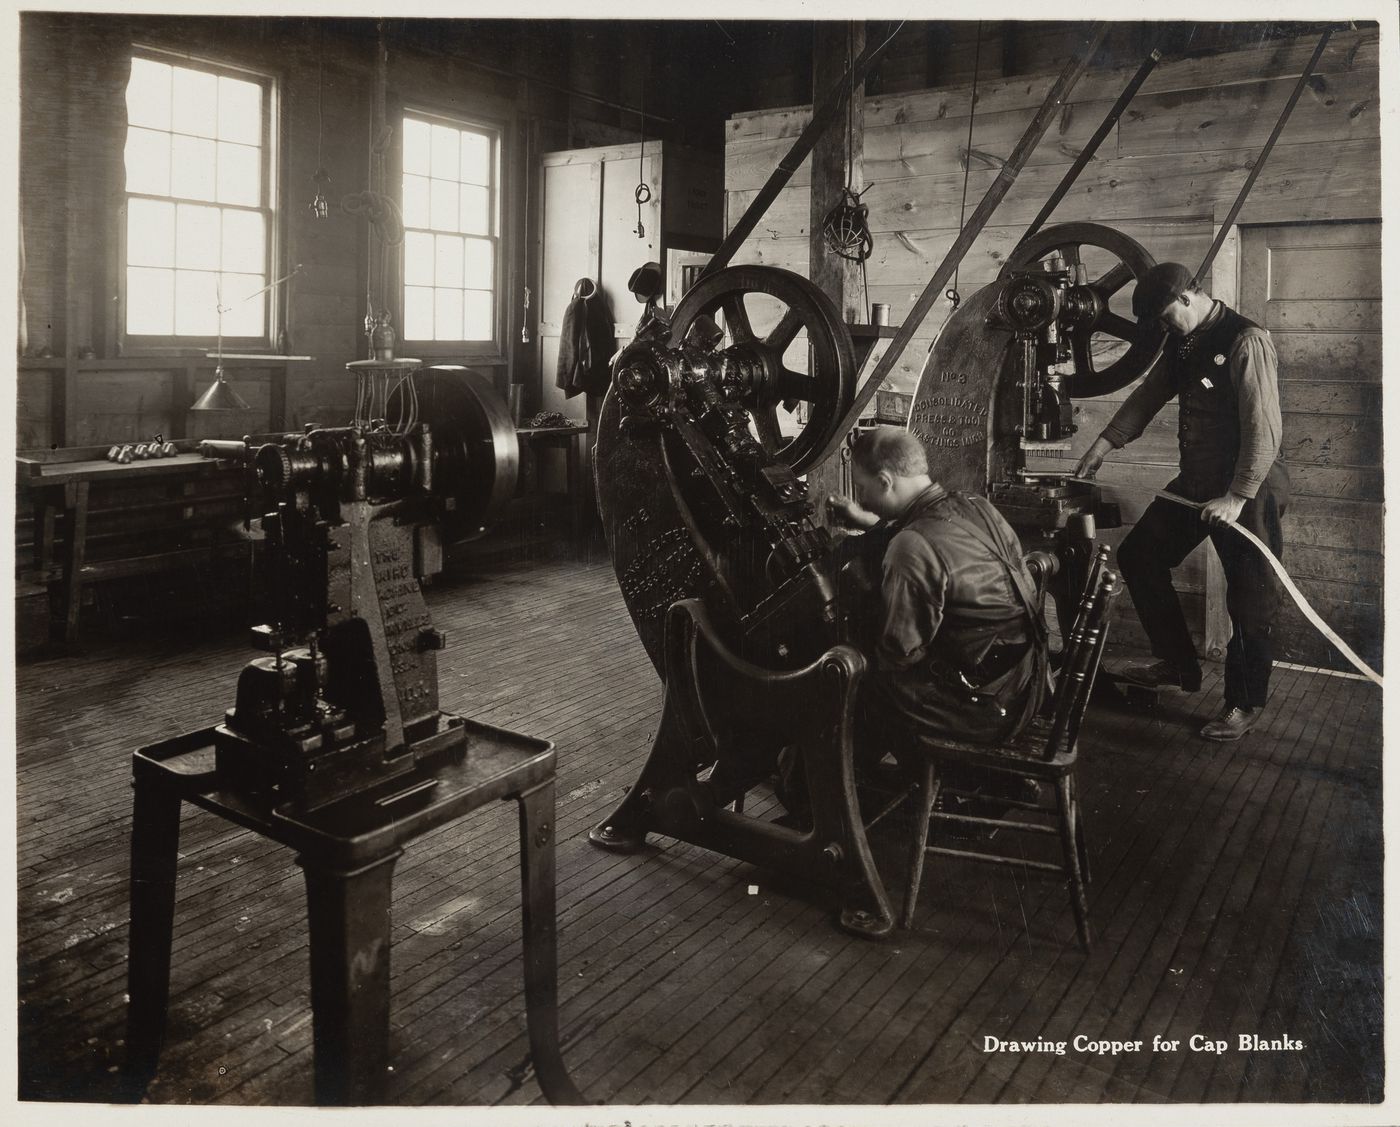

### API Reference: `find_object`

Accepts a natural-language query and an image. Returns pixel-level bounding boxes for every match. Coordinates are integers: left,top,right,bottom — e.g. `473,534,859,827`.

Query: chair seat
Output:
903,717,1076,779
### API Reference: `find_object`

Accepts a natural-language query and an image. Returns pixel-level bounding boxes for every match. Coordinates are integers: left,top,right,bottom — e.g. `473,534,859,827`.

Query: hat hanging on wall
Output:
628,261,663,304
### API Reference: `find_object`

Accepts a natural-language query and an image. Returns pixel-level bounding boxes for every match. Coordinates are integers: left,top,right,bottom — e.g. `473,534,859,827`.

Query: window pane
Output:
402,118,431,176
429,178,459,232
403,231,434,286
460,131,491,185
464,291,492,341
402,175,430,228
126,267,175,334
125,57,271,344
463,238,493,289
459,185,489,236
430,124,459,180
222,209,265,274
175,269,221,335
404,286,433,340
172,67,218,138
434,288,463,341
220,273,266,336
127,58,172,131
216,142,260,206
435,235,464,287
125,128,171,196
217,75,261,144
128,199,175,267
176,204,221,270
171,135,218,201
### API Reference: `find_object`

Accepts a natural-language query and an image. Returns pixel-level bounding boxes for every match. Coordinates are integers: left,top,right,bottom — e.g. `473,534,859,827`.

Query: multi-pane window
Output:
123,54,272,340
401,113,499,344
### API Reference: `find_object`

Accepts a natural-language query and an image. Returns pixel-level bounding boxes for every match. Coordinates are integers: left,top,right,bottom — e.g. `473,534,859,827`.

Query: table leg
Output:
32,487,57,580
516,781,585,1105
299,850,401,1106
568,432,587,544
57,479,89,645
124,775,184,1090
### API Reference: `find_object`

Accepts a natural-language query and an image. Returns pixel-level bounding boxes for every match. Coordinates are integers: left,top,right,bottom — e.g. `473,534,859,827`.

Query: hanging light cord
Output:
316,33,324,169
634,84,651,239
521,83,532,343
948,22,983,312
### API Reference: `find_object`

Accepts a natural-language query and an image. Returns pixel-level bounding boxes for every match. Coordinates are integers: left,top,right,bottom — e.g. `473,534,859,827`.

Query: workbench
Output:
16,444,251,646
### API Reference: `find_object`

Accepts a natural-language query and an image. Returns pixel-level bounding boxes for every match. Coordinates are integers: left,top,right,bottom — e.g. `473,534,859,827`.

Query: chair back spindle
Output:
1042,567,1121,760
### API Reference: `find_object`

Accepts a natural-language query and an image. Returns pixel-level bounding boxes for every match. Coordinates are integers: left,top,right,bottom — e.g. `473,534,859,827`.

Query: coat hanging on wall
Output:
555,278,615,399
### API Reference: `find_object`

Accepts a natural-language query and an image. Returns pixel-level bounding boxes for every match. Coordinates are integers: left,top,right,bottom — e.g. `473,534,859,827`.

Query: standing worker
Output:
1074,262,1289,741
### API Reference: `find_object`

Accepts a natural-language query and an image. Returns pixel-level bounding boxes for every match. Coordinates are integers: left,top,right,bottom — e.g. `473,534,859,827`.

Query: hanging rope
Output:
947,22,983,312
820,24,875,317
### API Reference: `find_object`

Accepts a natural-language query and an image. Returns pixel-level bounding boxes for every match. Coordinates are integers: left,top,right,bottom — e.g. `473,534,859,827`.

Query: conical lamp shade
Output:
190,373,251,412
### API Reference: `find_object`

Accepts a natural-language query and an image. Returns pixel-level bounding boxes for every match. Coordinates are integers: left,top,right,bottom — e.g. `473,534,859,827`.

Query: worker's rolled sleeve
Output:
1227,328,1283,499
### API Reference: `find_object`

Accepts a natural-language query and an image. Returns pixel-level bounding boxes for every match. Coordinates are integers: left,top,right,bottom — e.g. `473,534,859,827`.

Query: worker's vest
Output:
1165,304,1260,496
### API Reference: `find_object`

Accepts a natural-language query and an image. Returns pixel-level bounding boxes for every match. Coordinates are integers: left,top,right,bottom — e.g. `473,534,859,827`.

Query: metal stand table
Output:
125,719,584,1106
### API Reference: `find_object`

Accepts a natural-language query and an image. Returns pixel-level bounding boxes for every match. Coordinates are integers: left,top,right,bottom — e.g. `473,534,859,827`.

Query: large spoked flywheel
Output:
1002,222,1165,398
668,265,856,475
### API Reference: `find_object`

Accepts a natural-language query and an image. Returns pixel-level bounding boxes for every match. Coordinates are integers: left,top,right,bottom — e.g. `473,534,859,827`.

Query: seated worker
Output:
826,427,1051,761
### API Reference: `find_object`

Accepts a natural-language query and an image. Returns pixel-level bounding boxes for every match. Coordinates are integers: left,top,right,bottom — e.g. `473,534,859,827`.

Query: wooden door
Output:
1239,221,1382,670
537,157,602,419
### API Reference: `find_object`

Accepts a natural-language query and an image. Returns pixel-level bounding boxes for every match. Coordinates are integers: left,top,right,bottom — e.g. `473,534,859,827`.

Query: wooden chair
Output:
896,555,1121,952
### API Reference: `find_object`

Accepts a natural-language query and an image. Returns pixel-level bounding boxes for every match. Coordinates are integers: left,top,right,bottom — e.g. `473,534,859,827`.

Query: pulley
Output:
390,367,519,543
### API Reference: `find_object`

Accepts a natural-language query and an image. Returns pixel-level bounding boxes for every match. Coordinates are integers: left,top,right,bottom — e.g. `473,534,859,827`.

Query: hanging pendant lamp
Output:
190,365,251,412
191,277,251,411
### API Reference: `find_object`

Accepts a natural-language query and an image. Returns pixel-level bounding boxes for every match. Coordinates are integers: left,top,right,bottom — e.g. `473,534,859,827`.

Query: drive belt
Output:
1153,490,1383,688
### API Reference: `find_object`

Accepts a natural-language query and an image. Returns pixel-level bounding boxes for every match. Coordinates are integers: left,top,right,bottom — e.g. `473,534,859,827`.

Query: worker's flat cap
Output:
1132,261,1195,320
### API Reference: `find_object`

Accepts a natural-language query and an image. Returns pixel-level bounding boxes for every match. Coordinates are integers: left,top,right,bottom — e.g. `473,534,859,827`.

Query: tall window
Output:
400,112,500,346
123,53,274,342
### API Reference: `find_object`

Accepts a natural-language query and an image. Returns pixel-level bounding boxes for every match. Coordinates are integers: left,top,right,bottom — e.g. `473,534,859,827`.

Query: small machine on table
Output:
125,364,584,1105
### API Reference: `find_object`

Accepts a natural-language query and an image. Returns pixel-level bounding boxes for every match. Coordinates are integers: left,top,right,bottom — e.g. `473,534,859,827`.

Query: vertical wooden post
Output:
810,21,865,323
806,22,865,514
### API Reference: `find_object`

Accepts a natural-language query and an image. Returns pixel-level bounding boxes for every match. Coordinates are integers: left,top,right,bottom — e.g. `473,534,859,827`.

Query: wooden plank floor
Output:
15,548,1383,1107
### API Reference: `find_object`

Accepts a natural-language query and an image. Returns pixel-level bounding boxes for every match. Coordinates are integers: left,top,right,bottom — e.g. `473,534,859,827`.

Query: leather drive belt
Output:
1153,490,1383,688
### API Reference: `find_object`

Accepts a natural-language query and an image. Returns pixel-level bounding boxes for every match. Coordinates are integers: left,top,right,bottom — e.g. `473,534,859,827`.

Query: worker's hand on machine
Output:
1073,436,1114,481
1200,492,1247,528
825,493,881,531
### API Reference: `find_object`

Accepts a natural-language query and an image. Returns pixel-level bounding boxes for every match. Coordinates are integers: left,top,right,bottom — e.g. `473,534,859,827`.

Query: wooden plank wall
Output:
722,27,1381,659
1239,222,1383,668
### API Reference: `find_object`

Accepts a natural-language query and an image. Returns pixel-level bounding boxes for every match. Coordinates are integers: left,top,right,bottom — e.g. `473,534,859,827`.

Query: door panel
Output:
538,160,601,417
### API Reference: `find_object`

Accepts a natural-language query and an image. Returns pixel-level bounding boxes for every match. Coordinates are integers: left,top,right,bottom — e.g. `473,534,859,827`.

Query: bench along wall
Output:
722,26,1382,670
